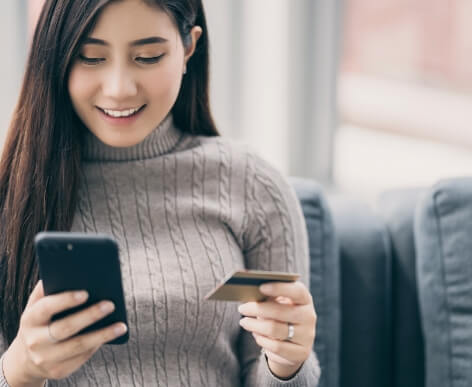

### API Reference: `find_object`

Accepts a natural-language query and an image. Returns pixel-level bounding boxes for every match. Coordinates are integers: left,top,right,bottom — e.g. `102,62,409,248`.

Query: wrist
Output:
267,358,303,380
2,342,45,387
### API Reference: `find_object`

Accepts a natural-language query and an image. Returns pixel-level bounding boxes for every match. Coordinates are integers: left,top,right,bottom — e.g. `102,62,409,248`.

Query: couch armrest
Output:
415,177,472,387
328,194,392,387
290,177,340,387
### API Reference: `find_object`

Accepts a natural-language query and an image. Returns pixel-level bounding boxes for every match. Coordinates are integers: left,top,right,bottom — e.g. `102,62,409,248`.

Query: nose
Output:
101,64,138,100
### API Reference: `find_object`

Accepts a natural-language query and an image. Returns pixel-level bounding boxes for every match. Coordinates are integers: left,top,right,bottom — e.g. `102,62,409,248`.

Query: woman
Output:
0,0,320,386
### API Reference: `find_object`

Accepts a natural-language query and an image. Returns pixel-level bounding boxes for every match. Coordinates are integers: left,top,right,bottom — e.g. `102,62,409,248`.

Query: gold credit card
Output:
205,270,300,302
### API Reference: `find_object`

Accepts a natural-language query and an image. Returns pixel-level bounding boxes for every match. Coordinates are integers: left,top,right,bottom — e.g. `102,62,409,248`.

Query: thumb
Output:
26,280,45,307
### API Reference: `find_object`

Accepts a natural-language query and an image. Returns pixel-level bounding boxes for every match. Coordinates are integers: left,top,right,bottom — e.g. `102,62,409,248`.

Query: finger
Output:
49,322,127,362
30,290,89,325
26,280,45,308
48,301,115,342
252,332,309,365
263,349,297,367
238,301,307,324
239,317,305,344
259,281,312,305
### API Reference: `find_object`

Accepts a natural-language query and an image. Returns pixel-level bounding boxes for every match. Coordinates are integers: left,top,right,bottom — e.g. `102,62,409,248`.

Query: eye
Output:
78,54,105,65
135,54,165,64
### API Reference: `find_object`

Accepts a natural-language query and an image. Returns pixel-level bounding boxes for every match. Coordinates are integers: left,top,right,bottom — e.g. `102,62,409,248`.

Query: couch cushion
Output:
290,177,340,387
415,177,472,387
328,194,391,387
378,188,425,387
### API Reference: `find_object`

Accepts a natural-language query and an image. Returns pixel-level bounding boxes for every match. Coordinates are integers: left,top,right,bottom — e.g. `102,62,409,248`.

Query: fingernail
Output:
75,291,88,301
239,318,247,326
238,304,246,314
260,284,272,293
100,302,115,314
115,324,127,335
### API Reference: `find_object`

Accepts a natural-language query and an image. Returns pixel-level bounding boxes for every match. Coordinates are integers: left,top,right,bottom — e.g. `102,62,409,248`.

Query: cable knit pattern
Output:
0,353,9,387
102,164,143,387
0,116,320,386
190,146,220,385
255,170,295,272
132,160,168,386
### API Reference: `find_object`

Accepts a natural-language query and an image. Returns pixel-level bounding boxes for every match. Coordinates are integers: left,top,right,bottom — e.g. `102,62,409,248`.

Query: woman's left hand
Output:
238,281,317,379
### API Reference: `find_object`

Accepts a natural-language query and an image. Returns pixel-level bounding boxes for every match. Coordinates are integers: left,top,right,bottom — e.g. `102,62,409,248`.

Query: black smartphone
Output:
34,232,129,345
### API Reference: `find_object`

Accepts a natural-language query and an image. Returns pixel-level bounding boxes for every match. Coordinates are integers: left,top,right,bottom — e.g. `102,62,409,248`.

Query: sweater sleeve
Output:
0,257,9,386
238,152,321,386
1,334,10,387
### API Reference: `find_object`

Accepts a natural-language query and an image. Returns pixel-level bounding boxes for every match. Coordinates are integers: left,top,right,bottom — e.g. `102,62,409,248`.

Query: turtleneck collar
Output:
82,114,184,162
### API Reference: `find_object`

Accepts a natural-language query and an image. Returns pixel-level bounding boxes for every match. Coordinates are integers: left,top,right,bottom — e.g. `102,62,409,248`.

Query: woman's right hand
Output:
2,280,127,387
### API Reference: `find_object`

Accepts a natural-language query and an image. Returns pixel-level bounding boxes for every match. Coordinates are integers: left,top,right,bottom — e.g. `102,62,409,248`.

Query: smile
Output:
98,105,146,118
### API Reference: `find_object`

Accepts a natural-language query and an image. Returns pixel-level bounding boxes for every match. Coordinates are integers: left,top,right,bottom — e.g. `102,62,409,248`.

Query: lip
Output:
96,105,146,125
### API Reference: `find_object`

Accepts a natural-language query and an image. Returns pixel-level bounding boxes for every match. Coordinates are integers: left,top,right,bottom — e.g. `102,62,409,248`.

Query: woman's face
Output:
68,0,200,147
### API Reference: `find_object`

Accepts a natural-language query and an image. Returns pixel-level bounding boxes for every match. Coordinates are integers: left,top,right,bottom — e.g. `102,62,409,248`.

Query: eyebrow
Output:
82,36,168,46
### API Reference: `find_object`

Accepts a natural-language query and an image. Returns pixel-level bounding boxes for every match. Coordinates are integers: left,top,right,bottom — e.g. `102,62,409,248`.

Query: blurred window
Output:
339,0,471,148
28,0,44,40
0,1,27,143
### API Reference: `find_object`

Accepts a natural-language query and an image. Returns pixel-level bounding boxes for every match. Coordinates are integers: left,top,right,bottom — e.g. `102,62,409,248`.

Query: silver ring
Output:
47,322,60,343
285,323,295,341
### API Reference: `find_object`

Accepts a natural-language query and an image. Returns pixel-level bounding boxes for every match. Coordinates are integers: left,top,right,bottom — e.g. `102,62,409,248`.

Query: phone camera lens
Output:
67,244,73,251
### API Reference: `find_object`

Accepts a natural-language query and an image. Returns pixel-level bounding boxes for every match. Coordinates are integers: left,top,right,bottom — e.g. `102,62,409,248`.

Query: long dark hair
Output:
0,0,217,345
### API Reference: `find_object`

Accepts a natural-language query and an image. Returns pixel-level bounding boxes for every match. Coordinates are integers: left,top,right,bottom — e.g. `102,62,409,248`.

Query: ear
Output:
184,26,203,63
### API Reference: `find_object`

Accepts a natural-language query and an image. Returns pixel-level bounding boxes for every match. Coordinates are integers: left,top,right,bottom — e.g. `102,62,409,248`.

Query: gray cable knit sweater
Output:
0,115,320,386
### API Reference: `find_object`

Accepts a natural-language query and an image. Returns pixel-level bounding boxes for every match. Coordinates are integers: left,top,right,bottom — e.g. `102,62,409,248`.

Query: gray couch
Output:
291,176,472,387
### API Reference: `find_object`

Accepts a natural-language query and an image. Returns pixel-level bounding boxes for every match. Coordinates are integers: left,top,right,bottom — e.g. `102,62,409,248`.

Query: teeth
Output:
102,107,141,118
